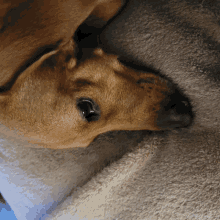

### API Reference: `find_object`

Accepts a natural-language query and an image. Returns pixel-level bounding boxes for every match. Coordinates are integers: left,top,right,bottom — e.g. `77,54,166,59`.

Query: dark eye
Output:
77,98,101,122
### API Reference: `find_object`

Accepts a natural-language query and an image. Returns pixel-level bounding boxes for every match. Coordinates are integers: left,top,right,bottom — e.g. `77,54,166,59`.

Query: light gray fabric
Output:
0,128,148,219
2,126,219,219
1,0,220,219
45,128,220,220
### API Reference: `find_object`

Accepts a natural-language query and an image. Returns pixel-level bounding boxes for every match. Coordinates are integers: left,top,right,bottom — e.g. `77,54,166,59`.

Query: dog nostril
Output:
77,98,101,122
156,92,194,130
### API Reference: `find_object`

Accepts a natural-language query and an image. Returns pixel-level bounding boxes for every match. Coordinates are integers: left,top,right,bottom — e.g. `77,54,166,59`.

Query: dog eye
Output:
77,98,101,122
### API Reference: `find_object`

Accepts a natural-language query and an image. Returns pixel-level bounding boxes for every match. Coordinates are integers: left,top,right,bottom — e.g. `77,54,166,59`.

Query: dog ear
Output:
1,50,59,99
0,47,78,102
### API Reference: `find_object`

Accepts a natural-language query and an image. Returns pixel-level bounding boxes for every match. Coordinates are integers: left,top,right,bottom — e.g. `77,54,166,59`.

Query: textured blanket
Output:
1,0,220,219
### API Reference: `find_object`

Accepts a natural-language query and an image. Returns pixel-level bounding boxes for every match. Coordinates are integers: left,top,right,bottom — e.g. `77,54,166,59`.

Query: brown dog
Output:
0,0,192,149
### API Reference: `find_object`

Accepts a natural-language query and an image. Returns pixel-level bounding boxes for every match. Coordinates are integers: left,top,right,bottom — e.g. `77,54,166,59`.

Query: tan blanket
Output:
1,0,220,219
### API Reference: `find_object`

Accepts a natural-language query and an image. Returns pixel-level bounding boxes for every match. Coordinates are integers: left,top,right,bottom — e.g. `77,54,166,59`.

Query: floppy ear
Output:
10,50,59,92
0,50,59,103
0,39,77,102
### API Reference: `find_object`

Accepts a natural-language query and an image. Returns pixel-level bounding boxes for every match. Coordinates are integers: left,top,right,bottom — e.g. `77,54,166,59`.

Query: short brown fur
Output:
0,0,173,149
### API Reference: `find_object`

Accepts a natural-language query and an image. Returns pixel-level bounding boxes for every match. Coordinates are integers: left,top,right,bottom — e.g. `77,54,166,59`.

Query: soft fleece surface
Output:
1,0,220,219
1,123,220,219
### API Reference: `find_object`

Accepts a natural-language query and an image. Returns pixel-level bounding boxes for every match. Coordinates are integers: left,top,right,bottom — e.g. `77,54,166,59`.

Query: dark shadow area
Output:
0,193,6,205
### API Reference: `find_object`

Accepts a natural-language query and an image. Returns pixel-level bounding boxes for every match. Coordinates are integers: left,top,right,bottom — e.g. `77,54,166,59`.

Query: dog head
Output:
0,41,193,149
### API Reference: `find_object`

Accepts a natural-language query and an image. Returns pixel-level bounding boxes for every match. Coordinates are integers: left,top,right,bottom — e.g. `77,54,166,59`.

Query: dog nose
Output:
156,91,193,129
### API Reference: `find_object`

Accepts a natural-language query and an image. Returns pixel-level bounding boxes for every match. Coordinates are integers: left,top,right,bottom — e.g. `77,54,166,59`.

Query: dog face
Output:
0,42,193,149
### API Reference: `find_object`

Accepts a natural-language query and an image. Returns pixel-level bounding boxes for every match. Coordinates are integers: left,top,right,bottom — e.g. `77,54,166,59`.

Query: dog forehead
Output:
68,59,122,85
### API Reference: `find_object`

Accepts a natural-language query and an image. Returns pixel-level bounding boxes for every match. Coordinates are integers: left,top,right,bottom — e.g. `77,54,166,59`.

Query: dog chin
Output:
30,139,93,149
